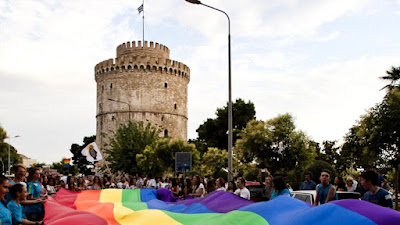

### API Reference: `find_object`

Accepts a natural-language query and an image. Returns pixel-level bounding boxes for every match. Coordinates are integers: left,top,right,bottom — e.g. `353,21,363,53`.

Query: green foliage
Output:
305,160,337,185
106,121,161,175
375,88,400,169
70,135,96,175
50,158,78,175
0,126,7,141
380,66,400,90
199,148,228,177
0,125,22,173
196,98,256,151
242,164,260,182
235,113,316,187
235,114,316,189
316,141,347,173
342,88,400,171
236,114,316,173
137,138,200,177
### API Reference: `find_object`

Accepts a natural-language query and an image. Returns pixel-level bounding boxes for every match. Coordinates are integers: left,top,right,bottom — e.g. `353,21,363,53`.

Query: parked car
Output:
292,190,361,205
245,181,268,202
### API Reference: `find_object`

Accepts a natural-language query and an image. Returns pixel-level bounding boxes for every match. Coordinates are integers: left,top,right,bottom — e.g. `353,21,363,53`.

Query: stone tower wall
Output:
95,41,190,149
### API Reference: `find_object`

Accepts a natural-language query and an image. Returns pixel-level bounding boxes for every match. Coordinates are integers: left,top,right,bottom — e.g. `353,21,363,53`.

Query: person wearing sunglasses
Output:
314,169,338,206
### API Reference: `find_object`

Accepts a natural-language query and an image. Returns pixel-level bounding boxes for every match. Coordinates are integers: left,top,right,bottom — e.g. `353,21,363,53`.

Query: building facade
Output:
95,41,190,149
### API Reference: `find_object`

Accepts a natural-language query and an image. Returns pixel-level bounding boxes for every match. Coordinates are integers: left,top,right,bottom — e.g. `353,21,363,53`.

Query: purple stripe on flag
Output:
176,191,253,213
332,199,400,225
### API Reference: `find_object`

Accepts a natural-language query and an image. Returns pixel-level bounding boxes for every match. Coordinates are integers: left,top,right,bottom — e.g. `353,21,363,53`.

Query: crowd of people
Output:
0,164,395,225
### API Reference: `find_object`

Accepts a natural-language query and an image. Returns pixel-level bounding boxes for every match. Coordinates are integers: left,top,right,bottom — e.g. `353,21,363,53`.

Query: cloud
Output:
1,0,399,164
316,31,341,42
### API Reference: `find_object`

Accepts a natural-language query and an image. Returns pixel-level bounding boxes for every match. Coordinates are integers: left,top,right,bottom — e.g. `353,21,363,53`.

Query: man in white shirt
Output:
234,177,251,200
146,173,156,189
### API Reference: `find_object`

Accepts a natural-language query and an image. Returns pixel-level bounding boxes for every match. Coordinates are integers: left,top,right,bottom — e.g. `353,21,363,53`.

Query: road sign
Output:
175,152,192,172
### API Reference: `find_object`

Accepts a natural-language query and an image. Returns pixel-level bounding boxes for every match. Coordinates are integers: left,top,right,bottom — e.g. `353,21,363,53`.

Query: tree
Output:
195,98,256,151
50,158,78,175
0,125,22,174
106,121,161,175
70,135,96,175
235,114,316,187
199,147,229,178
136,138,200,177
304,160,337,185
342,87,400,209
380,66,400,90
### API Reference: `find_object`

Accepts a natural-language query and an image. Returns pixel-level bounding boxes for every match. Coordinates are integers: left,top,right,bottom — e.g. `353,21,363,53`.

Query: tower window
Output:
110,83,113,89
161,115,164,121
174,103,177,109
164,129,168,137
102,85,104,92
164,82,168,88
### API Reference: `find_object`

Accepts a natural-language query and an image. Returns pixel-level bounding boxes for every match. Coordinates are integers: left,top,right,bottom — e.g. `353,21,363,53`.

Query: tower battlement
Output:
95,41,190,81
116,41,170,59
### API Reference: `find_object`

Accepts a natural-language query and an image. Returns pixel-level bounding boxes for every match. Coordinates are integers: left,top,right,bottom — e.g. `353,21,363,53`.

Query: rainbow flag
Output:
63,158,71,167
44,188,400,225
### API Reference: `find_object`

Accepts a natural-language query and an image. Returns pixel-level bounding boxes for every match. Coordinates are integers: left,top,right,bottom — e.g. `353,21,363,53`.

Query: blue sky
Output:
1,0,400,164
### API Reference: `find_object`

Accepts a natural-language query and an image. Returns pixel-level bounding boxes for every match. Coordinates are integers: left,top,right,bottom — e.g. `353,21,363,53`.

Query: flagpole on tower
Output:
137,1,144,43
142,0,144,43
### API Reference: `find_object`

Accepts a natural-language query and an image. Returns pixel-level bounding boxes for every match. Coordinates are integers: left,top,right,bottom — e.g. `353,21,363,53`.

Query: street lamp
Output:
107,98,131,121
185,0,233,181
7,135,20,175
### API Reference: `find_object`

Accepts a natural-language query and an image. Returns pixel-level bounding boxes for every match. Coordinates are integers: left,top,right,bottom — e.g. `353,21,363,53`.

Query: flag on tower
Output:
81,142,103,163
138,4,143,14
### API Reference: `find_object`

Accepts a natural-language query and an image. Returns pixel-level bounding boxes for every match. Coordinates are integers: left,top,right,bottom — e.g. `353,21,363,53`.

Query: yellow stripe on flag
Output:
99,189,122,203
114,208,182,225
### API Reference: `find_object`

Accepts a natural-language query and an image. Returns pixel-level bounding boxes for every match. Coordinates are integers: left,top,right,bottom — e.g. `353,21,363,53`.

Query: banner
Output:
63,158,71,168
81,142,102,162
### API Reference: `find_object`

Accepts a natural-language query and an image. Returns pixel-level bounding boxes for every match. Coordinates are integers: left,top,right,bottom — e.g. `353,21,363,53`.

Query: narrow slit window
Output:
164,82,168,88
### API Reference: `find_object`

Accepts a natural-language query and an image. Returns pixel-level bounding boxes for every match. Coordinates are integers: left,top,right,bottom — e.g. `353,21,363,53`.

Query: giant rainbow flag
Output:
44,188,400,225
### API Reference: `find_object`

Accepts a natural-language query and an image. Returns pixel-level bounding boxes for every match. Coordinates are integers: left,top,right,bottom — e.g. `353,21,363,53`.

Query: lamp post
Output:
107,98,131,121
185,0,233,181
7,135,20,175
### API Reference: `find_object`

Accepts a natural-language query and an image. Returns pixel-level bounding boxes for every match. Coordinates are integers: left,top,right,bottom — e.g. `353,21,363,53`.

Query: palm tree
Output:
380,66,400,90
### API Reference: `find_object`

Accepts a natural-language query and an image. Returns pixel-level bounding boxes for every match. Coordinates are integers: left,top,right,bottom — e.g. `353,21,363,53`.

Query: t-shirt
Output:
117,182,127,189
146,179,156,188
270,188,291,200
7,200,24,225
8,181,27,188
136,179,143,188
234,187,251,200
195,183,205,197
0,201,12,225
363,188,393,208
25,181,43,213
300,181,316,190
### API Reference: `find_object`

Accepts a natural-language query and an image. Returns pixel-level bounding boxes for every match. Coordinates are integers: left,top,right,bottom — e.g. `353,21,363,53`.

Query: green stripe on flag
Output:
122,189,148,211
164,210,269,225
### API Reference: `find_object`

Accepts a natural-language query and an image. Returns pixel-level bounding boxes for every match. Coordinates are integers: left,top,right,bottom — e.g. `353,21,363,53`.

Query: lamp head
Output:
185,0,201,4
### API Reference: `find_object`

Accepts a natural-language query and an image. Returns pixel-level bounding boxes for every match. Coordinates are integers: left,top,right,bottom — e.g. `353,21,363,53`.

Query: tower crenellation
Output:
116,41,169,58
95,41,190,81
